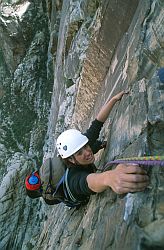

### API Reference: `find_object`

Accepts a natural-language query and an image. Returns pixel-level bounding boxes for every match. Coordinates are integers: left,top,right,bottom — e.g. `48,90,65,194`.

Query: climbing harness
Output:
101,156,164,171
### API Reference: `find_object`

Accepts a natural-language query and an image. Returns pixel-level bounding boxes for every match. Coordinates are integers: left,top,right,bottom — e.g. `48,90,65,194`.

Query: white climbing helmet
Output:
56,129,89,159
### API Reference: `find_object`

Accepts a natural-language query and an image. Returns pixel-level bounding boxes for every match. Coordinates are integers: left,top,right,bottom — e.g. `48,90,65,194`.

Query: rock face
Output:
0,0,164,250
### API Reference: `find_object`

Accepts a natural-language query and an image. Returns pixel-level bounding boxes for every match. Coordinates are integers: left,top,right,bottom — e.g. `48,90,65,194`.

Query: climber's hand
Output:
87,163,149,194
104,164,149,194
113,90,129,101
100,141,107,149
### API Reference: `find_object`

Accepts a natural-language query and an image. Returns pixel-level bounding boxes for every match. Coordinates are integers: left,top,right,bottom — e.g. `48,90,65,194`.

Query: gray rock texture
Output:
0,0,164,249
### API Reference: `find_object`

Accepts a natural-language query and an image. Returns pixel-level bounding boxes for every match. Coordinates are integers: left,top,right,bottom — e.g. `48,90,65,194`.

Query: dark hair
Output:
57,155,75,168
26,188,42,199
62,157,77,168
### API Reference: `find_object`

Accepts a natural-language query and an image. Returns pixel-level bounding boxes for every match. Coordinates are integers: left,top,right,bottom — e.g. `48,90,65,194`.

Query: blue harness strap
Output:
52,174,65,196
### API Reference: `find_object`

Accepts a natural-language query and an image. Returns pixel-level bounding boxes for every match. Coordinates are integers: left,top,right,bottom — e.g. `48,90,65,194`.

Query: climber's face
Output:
69,144,95,165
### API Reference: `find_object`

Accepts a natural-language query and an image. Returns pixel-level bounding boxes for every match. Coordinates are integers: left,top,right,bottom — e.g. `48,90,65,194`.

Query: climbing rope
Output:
102,156,164,171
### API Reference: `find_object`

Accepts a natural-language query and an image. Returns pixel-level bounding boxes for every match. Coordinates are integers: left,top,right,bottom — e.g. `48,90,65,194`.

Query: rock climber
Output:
25,91,149,206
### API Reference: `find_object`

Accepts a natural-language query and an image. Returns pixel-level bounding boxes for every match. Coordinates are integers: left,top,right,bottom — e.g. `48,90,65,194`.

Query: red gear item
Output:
25,171,41,191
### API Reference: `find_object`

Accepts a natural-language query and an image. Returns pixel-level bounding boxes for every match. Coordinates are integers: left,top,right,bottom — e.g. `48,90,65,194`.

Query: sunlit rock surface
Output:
0,0,164,249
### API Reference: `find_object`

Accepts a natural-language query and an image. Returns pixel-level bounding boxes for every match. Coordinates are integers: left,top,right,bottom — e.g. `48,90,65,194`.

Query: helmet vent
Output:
63,145,67,151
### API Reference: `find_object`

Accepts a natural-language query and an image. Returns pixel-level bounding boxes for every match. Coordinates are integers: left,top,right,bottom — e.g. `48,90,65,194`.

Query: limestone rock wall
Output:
0,0,163,250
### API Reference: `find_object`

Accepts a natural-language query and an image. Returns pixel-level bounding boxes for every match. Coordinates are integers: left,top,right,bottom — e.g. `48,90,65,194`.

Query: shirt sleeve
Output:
68,168,95,200
91,140,104,154
84,119,104,146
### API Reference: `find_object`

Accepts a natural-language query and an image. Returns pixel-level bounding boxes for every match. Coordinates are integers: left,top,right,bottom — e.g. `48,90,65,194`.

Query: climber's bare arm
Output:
87,164,149,194
96,91,128,123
